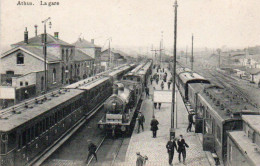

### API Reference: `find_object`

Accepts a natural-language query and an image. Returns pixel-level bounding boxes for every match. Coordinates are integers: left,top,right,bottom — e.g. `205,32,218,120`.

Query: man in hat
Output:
137,112,145,133
86,140,97,163
166,136,178,165
150,116,159,138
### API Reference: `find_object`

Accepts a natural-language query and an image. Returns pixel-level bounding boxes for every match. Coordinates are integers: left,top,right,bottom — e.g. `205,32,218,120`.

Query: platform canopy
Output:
153,90,172,103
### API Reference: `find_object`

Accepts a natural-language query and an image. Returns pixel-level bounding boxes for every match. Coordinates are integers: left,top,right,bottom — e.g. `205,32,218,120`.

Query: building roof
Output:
73,49,94,62
12,33,72,46
73,38,101,48
242,115,260,134
228,131,260,166
1,46,60,63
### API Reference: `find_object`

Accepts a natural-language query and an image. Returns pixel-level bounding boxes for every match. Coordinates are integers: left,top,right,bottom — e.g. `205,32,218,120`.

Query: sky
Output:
1,0,260,53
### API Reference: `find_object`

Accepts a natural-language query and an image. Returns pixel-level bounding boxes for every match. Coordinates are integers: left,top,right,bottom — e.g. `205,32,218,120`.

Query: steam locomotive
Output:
98,60,153,136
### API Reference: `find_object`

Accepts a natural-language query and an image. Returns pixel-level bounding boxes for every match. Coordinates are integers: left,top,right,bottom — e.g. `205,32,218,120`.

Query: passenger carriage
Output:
196,85,259,164
0,64,135,166
177,71,210,101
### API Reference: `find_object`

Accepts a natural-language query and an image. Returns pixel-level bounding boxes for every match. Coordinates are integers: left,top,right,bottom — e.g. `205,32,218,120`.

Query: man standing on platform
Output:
187,113,194,132
137,112,145,133
150,116,159,138
145,87,149,97
154,102,157,109
161,81,164,90
166,136,178,165
177,135,189,164
168,81,171,90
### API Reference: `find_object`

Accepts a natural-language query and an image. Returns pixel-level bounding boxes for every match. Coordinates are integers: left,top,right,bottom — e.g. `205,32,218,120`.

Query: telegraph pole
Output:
186,45,188,64
160,31,164,66
42,17,52,93
170,0,178,138
191,34,194,70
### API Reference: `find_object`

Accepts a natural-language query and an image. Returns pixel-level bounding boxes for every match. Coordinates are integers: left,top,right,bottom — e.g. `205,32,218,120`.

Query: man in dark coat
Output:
150,116,159,138
137,112,145,133
161,81,164,90
177,135,189,164
187,113,194,132
86,140,98,163
158,103,162,110
154,102,157,109
150,77,153,85
166,136,178,165
168,81,171,90
145,87,149,97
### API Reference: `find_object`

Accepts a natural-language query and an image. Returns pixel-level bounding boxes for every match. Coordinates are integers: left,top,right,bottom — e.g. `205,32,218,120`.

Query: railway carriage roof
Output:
179,72,210,84
242,115,260,134
228,131,260,165
77,77,110,90
136,62,152,75
199,86,258,121
65,76,101,89
176,67,192,75
0,89,83,132
109,65,131,76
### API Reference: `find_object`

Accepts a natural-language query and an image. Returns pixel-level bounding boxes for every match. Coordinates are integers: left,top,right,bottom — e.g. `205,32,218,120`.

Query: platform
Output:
122,66,211,165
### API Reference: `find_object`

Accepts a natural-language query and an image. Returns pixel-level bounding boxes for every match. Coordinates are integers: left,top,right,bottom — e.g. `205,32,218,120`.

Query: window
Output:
25,82,28,86
66,49,69,61
71,49,73,55
62,49,65,60
17,53,24,64
216,125,221,142
20,81,23,86
53,68,56,83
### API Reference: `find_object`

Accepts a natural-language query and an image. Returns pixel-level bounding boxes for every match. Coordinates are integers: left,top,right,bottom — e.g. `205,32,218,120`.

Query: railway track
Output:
87,136,125,166
203,69,258,109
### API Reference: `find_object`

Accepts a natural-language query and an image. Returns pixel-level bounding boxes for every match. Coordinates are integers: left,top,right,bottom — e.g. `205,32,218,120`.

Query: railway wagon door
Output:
202,118,214,152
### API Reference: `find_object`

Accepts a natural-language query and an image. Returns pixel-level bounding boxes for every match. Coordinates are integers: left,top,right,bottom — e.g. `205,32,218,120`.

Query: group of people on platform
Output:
135,65,192,166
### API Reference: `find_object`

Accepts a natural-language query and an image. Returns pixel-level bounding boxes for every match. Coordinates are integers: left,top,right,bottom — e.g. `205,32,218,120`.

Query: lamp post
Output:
42,17,52,93
170,0,178,138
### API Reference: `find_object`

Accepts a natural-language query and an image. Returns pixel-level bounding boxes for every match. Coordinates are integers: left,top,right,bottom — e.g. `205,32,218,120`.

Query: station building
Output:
100,49,128,70
73,38,102,74
227,115,260,166
0,28,94,102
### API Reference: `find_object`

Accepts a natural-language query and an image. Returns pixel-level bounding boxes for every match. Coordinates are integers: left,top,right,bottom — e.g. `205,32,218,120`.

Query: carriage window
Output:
31,126,35,140
55,112,58,123
42,119,46,132
1,134,7,154
27,128,31,143
22,131,26,146
8,132,16,151
35,123,39,137
46,117,50,129
137,77,141,81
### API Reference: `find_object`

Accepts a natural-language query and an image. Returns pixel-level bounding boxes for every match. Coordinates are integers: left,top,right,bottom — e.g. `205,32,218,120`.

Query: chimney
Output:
34,25,38,36
54,32,59,39
91,39,94,44
24,27,28,44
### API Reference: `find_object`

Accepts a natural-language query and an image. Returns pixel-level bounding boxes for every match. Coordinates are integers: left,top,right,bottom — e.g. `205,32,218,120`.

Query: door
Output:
203,118,214,152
